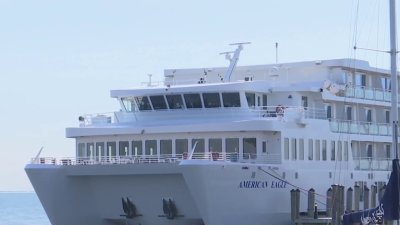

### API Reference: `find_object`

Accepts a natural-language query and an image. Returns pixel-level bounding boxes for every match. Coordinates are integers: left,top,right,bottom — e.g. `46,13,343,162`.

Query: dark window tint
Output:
150,95,167,110
245,92,255,107
203,93,221,108
166,95,184,109
222,93,241,107
135,96,152,111
184,94,202,108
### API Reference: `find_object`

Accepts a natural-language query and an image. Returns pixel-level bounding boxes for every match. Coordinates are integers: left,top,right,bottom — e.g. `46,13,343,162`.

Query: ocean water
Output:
0,192,51,225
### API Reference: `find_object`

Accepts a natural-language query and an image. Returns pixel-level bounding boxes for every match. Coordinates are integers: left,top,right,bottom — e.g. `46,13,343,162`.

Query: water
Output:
0,192,51,225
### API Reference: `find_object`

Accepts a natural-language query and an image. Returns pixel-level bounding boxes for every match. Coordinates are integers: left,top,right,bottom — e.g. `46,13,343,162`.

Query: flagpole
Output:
390,0,399,160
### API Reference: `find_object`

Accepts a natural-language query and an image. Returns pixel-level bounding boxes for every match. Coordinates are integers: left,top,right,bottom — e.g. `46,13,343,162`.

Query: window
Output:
132,141,142,156
145,140,157,155
366,109,372,122
243,138,257,159
192,139,205,156
356,73,366,87
119,141,129,157
245,92,256,108
331,141,335,161
337,141,342,161
322,140,327,161
107,142,117,157
78,143,86,158
202,93,221,108
301,96,308,109
262,94,268,106
346,106,352,121
386,110,390,123
175,139,188,155
308,139,313,160
135,96,152,111
262,141,267,153
160,140,172,155
315,140,321,160
326,105,332,119
209,138,222,152
284,138,289,160
299,139,304,160
381,76,391,91
150,95,167,110
386,144,391,158
184,93,202,108
96,142,104,160
86,143,94,158
367,144,373,158
166,95,184,109
291,138,297,160
344,141,349,161
121,98,135,112
222,93,241,107
226,138,239,153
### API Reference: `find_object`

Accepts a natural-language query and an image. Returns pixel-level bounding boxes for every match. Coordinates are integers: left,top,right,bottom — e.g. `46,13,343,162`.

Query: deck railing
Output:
30,152,282,166
353,157,392,171
329,119,392,136
345,86,392,102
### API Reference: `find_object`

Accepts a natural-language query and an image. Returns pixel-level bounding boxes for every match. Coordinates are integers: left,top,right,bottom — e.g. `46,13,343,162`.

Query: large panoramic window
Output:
202,93,221,108
135,96,152,111
222,93,241,107
86,143,94,158
160,140,172,155
107,142,117,157
184,93,202,109
119,141,129,157
243,138,257,159
192,139,205,153
132,140,142,156
166,95,184,109
175,139,188,155
150,95,167,110
245,92,256,108
121,97,136,112
226,138,239,153
209,138,222,152
77,143,86,158
145,140,157,155
96,142,104,159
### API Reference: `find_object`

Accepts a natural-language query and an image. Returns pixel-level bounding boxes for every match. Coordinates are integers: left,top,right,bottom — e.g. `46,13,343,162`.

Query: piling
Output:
307,188,315,217
326,187,332,217
363,185,370,209
370,184,377,208
291,189,300,221
331,185,342,225
354,184,360,211
346,187,353,212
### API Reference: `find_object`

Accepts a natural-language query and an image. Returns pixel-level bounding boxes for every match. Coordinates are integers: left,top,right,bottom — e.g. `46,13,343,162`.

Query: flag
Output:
343,159,400,225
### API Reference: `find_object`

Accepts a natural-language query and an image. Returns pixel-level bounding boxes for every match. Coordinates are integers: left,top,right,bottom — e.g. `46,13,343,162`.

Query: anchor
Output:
120,197,142,219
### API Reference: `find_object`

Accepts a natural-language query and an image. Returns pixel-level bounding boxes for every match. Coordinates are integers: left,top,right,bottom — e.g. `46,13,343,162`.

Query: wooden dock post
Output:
326,187,332,217
363,185,370,209
346,187,353,212
307,188,315,217
354,184,360,211
291,189,300,221
331,185,344,225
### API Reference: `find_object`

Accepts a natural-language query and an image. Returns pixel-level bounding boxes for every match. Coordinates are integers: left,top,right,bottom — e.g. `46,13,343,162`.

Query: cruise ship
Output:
25,44,398,224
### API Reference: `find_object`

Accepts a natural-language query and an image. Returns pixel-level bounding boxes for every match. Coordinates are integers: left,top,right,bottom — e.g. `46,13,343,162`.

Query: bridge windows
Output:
245,92,256,108
222,93,241,107
166,95,184,109
135,96,152,111
202,93,221,108
184,93,202,109
149,95,167,110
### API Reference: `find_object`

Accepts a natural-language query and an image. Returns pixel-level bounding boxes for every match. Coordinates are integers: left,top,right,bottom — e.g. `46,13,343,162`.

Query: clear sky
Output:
0,0,395,191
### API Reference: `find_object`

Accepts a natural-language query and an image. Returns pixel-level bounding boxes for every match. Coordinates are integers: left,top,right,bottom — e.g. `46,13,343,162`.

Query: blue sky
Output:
0,0,395,191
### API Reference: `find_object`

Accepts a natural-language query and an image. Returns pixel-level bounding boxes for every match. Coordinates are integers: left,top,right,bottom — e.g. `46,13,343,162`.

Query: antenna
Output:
220,42,251,82
275,42,279,64
147,74,152,87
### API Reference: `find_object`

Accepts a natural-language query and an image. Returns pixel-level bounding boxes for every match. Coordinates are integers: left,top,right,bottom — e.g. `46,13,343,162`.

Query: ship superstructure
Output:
26,56,396,225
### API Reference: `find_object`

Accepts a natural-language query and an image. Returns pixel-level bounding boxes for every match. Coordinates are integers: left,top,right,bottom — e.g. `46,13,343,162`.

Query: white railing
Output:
329,119,392,136
345,86,392,102
353,157,392,171
30,153,282,166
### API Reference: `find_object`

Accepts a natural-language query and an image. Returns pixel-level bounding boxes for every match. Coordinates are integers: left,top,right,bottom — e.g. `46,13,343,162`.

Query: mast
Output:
390,0,399,159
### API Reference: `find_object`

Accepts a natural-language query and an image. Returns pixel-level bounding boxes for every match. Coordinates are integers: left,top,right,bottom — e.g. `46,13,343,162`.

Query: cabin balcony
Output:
344,85,392,102
353,157,392,171
329,119,391,136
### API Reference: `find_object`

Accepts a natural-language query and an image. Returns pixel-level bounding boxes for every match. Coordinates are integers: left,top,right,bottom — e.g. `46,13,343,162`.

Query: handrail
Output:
29,152,282,166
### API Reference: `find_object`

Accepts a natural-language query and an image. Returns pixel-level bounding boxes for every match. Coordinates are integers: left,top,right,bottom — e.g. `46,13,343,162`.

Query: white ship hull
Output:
26,159,390,225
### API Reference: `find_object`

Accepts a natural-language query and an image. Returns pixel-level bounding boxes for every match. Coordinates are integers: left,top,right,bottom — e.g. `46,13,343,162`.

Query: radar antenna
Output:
220,42,251,82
